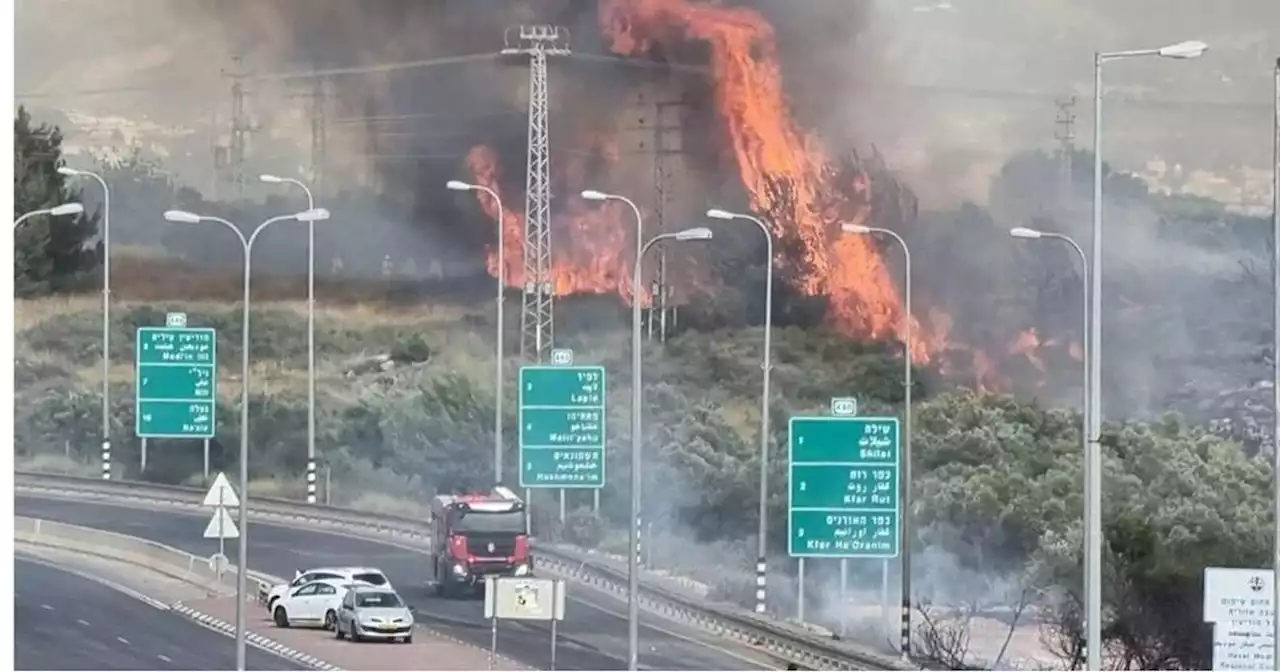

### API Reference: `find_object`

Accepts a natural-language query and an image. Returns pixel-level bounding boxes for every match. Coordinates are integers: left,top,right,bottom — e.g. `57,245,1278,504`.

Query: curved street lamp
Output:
163,206,330,671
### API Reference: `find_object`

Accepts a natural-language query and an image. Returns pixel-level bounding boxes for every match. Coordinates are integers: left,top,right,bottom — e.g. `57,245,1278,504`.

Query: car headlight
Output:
451,563,468,576
513,563,531,576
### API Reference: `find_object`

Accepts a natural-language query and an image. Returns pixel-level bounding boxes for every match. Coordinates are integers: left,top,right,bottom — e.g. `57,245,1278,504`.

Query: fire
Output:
1010,328,1046,374
599,0,936,362
464,140,652,304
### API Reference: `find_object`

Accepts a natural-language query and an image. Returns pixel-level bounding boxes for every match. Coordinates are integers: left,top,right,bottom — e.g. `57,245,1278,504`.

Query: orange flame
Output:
599,0,935,362
464,139,654,305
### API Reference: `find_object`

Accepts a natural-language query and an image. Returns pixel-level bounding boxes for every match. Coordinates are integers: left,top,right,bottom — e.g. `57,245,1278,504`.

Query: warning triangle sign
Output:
203,507,240,539
202,472,240,508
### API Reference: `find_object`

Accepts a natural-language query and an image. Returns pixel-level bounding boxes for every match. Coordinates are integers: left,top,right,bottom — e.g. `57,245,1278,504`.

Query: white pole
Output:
1271,54,1280,670
1087,51,1105,672
203,438,210,480
839,559,847,637
140,438,147,473
93,172,112,484
299,183,317,505
797,558,806,622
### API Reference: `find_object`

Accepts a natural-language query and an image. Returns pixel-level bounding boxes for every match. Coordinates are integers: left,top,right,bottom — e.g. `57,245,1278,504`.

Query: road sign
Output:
203,507,240,539
830,397,858,416
165,312,188,328
201,472,240,508
787,416,901,559
1204,567,1275,671
135,326,217,438
518,365,605,488
484,577,566,621
551,348,574,366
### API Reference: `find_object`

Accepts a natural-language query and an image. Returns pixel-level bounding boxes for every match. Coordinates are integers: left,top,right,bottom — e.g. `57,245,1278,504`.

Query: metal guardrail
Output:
15,471,909,671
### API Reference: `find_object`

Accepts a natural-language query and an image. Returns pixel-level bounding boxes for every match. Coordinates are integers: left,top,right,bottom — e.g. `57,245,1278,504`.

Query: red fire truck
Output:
429,486,533,597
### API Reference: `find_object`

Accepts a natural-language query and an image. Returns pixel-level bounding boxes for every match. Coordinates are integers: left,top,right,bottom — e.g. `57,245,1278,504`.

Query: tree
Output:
14,106,101,296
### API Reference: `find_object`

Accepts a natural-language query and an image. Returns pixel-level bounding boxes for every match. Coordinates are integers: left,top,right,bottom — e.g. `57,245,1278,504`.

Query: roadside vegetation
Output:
16,106,1277,670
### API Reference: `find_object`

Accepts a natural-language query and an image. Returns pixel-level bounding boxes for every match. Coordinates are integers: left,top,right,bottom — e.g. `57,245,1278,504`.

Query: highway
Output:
14,555,302,671
17,495,770,671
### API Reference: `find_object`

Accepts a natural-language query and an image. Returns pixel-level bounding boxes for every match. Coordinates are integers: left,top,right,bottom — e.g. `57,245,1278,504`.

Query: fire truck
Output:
429,485,532,597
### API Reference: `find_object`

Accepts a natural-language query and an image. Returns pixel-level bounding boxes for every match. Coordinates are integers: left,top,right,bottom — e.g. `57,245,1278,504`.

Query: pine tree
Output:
14,106,101,296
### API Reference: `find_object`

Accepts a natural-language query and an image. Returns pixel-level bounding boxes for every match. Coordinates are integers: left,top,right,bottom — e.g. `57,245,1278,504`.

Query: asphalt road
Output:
14,555,302,671
17,495,769,671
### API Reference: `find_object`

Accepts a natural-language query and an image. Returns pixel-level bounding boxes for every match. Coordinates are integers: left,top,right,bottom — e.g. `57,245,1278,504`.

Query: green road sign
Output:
519,365,605,488
135,327,217,438
787,416,900,558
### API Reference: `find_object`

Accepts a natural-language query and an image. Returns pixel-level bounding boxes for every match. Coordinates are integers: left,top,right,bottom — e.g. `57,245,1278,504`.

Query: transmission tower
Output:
221,52,258,199
1054,96,1077,204
502,25,570,363
636,94,691,342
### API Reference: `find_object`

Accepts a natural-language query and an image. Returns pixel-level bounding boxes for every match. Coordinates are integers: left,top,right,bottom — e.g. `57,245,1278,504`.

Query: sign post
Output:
1203,567,1275,671
136,321,217,449
519,364,606,489
483,576,567,670
787,414,901,621
201,472,241,588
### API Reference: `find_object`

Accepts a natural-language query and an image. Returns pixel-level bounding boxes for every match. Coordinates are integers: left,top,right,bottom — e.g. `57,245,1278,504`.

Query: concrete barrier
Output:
14,516,281,599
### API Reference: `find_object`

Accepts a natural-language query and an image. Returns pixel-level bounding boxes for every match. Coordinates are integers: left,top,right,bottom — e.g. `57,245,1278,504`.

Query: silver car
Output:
334,585,415,643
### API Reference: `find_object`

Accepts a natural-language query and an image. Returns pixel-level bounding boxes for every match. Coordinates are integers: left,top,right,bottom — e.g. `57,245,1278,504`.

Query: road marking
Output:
157,655,172,663
40,604,53,611
116,636,130,645
77,619,90,626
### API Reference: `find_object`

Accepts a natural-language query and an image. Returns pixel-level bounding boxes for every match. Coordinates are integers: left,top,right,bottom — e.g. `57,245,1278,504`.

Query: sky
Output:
13,0,1280,208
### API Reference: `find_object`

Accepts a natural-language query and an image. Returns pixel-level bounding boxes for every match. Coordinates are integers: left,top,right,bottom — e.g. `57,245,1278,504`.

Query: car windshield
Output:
352,572,388,586
356,592,403,608
454,510,524,534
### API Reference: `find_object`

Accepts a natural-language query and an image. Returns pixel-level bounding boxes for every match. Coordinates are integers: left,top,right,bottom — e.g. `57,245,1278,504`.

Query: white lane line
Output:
77,619,90,626
157,654,172,663
40,604,53,611
116,636,130,645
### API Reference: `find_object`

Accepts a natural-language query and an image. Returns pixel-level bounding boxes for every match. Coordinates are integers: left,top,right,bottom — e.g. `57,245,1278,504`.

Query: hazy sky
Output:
14,0,1280,207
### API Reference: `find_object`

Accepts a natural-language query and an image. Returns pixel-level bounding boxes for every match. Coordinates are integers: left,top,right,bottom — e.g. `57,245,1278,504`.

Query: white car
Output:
263,566,392,614
272,578,367,630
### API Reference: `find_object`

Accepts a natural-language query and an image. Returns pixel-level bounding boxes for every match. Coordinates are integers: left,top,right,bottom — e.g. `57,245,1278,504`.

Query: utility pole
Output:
636,94,690,342
288,59,332,196
501,26,570,363
221,52,257,200
1054,96,1077,206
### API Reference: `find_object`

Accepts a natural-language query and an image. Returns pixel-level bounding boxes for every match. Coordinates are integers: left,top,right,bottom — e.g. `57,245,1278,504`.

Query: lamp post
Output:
628,226,714,670
259,174,320,504
13,202,85,228
448,180,506,485
59,168,113,480
841,223,914,657
1271,54,1280,670
1010,226,1090,632
584,188,644,516
163,206,331,671
1091,39,1206,671
706,207,774,615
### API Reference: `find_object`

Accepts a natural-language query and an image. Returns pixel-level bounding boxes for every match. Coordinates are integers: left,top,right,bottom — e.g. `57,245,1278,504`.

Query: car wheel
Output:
335,621,345,640
273,606,289,628
323,610,337,631
350,622,361,643
403,635,413,644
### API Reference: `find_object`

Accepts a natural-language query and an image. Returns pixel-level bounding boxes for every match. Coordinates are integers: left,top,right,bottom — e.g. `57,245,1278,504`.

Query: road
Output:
17,495,769,671
14,555,302,671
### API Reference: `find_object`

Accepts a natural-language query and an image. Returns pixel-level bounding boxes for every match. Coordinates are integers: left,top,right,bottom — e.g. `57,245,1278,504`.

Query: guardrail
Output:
16,471,909,671
14,515,281,599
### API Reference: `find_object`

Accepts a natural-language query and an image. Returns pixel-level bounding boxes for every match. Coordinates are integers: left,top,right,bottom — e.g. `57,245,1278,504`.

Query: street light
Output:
628,226,712,670
1011,226,1090,635
259,174,321,504
583,187,645,519
841,222,915,658
447,179,507,485
706,207,775,615
1090,39,1206,671
59,166,114,482
163,206,330,672
14,202,85,227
